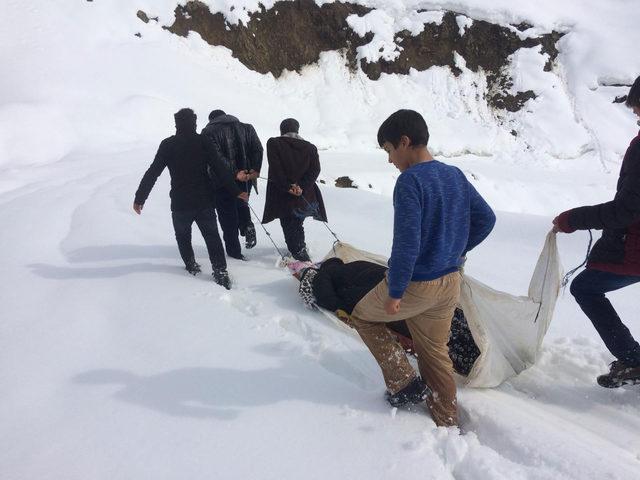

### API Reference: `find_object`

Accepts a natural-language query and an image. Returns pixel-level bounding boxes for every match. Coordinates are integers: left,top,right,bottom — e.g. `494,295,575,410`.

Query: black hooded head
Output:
209,109,226,121
174,108,197,134
280,118,300,135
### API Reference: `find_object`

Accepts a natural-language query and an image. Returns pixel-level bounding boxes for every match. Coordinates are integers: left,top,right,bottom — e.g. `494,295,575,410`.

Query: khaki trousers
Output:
351,271,461,427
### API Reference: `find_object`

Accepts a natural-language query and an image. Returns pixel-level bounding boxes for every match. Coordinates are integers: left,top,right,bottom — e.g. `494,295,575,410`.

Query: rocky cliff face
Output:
138,0,563,112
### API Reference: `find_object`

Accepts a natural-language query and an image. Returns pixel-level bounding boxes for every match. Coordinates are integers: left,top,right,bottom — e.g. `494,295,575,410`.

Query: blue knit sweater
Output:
388,160,496,299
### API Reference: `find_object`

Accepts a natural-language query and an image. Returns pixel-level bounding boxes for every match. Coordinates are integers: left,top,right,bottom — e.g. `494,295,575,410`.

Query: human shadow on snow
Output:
64,244,202,263
64,244,283,266
28,262,196,280
73,346,382,421
28,243,290,280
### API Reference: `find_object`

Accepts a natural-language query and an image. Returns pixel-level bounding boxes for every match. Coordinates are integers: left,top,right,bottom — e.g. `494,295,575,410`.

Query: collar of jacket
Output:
282,132,304,140
211,114,239,125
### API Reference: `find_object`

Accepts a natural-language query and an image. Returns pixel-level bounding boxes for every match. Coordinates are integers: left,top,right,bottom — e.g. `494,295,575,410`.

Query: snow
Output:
456,15,474,37
347,10,446,63
1,1,640,479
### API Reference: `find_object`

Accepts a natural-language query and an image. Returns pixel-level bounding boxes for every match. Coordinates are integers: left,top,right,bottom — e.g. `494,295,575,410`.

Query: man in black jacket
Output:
262,118,327,262
201,110,263,258
553,76,640,388
134,108,248,289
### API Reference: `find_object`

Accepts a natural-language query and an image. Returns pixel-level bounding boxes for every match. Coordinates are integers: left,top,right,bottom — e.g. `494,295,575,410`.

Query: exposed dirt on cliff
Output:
138,1,564,111
164,0,371,76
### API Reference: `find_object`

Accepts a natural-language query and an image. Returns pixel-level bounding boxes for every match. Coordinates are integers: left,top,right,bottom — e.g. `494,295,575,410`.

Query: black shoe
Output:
185,261,201,276
597,360,640,388
212,268,231,290
293,248,311,262
385,377,430,407
245,224,257,249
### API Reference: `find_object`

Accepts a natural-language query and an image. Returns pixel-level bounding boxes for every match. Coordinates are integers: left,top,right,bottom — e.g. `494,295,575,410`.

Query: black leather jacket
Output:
201,115,263,192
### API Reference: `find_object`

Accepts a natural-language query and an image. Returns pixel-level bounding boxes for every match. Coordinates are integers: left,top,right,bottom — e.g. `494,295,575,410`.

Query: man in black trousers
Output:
134,108,248,289
553,76,640,387
201,110,263,259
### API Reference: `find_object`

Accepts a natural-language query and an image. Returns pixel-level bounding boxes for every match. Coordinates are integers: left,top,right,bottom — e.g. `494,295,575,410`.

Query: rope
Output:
561,229,593,289
257,176,342,244
244,199,288,261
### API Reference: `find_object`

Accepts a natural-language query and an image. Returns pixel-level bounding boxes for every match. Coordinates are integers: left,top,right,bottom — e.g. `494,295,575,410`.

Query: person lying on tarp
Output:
289,258,480,377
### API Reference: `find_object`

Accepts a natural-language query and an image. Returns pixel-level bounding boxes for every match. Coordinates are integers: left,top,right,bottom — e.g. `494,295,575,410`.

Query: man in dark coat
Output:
133,108,248,289
201,110,263,258
262,118,327,262
553,76,640,388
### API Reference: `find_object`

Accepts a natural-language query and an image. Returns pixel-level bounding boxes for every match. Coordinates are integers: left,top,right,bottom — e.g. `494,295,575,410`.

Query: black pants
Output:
216,184,253,257
171,207,226,270
571,268,640,367
280,215,306,256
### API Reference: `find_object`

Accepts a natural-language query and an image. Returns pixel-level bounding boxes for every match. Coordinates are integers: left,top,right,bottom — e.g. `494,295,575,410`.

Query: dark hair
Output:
208,109,226,121
280,118,300,135
627,76,640,108
377,109,429,148
174,108,197,134
174,108,196,122
174,108,197,132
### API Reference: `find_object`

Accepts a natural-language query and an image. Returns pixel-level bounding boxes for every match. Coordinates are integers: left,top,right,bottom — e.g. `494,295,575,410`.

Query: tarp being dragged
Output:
321,231,561,388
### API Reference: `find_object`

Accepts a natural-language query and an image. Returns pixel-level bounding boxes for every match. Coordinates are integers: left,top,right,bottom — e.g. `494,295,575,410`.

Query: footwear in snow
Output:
292,248,311,262
185,261,202,276
212,268,231,290
245,224,257,249
385,377,431,407
597,360,640,388
228,253,248,261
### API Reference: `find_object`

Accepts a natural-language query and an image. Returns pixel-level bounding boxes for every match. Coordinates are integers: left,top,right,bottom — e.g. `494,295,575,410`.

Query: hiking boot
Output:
597,360,640,388
185,261,201,276
212,268,231,290
385,377,431,407
293,248,311,262
245,224,257,249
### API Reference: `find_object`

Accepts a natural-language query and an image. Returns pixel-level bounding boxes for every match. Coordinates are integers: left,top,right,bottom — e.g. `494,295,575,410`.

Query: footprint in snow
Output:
275,314,379,391
218,289,262,317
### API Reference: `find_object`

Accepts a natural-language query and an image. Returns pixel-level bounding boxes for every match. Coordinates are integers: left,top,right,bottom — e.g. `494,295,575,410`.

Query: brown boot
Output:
597,360,640,388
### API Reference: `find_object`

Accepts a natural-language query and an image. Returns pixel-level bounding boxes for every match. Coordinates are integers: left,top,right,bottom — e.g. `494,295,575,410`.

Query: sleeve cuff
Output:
387,288,405,299
556,210,576,233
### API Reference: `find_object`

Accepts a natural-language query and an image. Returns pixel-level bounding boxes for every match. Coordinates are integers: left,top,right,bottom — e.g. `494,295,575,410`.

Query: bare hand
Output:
237,192,249,202
133,203,143,215
236,171,249,182
384,296,401,315
247,169,259,180
288,184,303,196
552,216,560,233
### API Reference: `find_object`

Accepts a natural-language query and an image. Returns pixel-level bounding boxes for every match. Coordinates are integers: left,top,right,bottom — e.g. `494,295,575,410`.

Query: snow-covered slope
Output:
1,1,640,479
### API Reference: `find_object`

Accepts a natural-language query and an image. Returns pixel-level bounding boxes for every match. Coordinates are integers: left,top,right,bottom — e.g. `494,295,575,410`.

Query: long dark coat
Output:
261,135,328,224
560,132,640,275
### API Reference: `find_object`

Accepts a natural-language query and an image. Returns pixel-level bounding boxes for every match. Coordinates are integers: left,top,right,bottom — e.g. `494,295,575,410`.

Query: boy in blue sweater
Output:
350,110,495,427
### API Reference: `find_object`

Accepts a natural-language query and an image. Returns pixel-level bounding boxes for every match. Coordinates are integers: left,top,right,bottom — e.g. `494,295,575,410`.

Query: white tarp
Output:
322,231,561,388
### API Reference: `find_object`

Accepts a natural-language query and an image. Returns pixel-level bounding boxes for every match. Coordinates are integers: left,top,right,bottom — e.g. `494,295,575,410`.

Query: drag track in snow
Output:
2,149,640,480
